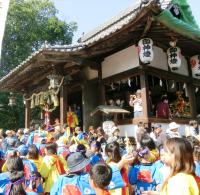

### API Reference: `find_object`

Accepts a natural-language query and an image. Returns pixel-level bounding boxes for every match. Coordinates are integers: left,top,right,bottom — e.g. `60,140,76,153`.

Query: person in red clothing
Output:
156,95,170,119
89,163,112,195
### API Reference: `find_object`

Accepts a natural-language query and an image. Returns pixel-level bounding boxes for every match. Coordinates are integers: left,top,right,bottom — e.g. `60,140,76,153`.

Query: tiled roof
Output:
0,0,168,89
80,0,151,44
0,43,86,85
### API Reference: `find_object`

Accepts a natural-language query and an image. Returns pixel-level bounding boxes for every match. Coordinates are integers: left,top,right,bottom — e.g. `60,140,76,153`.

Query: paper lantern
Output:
190,55,200,77
138,38,154,64
8,92,16,106
167,46,181,71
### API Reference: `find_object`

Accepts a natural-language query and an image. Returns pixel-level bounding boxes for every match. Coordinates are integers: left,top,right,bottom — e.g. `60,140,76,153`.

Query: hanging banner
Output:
190,55,200,77
167,46,181,71
138,38,154,64
0,0,10,60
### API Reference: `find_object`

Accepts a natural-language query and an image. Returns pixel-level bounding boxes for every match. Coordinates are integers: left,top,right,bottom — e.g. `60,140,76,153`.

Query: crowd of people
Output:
0,120,200,195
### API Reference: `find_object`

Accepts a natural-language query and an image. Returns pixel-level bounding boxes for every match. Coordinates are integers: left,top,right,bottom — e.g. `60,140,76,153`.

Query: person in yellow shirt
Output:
142,138,200,195
66,106,79,132
39,142,67,194
27,144,43,171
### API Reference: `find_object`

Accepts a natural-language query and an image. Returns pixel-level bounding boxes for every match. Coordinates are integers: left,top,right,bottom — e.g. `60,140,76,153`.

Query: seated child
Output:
89,163,112,195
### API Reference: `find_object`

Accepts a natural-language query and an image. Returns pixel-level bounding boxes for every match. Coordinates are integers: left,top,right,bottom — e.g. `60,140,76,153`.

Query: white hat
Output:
111,126,119,134
136,89,141,94
169,122,180,130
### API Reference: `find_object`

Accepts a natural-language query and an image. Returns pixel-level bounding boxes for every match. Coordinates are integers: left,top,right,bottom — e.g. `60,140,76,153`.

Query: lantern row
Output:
138,38,200,77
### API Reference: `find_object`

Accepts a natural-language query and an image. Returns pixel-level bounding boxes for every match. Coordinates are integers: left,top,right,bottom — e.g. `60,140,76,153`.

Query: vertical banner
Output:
0,0,10,60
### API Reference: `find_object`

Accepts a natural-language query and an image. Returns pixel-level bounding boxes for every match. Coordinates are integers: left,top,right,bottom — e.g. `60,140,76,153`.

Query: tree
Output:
0,0,77,129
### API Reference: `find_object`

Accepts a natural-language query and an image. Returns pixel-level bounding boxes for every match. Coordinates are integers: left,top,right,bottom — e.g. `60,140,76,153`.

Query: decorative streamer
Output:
159,79,163,87
183,83,186,89
128,78,131,87
110,83,115,90
171,81,175,89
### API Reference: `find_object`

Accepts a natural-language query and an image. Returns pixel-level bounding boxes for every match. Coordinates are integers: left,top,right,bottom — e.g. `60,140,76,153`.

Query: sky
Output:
52,0,200,44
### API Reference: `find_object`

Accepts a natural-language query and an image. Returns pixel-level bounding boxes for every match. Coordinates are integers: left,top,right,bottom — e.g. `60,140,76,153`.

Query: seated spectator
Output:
89,163,112,195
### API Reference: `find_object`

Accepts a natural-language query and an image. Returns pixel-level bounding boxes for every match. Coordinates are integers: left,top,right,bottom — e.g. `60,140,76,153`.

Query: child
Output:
50,152,95,195
89,141,104,165
39,142,67,194
194,146,200,177
88,126,97,144
89,163,112,195
128,146,159,195
107,126,120,144
50,152,129,195
189,120,199,136
0,156,26,195
105,142,129,195
140,135,159,163
142,138,200,195
27,144,43,171
154,146,170,190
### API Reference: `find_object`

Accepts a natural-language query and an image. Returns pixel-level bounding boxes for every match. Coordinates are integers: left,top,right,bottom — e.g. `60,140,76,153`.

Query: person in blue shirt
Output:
194,145,200,177
0,155,42,195
89,141,104,166
128,147,159,195
51,152,129,195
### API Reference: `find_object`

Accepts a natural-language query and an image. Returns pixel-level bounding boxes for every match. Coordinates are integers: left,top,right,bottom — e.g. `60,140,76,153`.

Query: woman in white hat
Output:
166,122,181,138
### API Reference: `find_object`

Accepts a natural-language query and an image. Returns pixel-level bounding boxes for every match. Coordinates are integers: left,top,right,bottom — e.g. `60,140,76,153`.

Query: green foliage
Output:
0,93,24,130
1,0,77,76
0,0,77,129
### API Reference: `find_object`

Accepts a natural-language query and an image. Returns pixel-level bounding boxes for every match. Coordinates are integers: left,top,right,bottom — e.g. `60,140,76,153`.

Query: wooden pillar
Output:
98,64,105,105
60,85,67,126
140,71,149,119
186,57,197,119
187,83,197,118
25,100,31,129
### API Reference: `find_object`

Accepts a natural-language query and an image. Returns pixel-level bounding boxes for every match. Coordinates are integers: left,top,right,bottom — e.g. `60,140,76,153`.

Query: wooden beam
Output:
140,16,153,38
